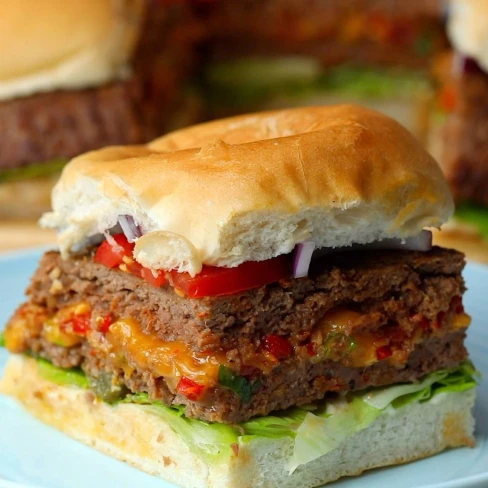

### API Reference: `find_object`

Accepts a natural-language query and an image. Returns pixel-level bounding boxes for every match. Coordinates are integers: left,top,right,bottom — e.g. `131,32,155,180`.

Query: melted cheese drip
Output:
314,308,380,367
312,307,470,368
106,318,228,387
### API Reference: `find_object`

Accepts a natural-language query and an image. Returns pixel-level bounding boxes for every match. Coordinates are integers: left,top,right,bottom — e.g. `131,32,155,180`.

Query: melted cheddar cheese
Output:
106,318,229,388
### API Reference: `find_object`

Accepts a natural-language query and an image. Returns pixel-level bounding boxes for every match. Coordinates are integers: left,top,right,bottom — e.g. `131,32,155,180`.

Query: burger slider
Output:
0,106,477,488
0,0,203,219
201,0,447,142
432,0,488,261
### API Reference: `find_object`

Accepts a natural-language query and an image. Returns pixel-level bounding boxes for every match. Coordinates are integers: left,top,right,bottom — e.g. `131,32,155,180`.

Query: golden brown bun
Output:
0,0,144,100
432,223,488,264
448,0,488,71
0,355,476,488
41,105,454,275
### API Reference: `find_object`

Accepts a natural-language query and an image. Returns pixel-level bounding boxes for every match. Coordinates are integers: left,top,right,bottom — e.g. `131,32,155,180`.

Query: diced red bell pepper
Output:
177,376,205,401
262,334,293,359
99,314,113,334
432,311,446,329
376,345,393,361
451,296,464,314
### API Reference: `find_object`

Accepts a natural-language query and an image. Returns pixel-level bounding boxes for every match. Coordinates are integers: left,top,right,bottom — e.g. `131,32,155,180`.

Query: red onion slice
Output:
292,241,316,278
118,215,143,243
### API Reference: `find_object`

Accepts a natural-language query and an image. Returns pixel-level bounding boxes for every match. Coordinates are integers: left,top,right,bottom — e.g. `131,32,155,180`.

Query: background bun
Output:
448,0,488,71
0,0,144,101
42,105,454,275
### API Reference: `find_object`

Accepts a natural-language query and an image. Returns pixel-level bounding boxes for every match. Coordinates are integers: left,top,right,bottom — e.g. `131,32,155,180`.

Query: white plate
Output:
0,248,487,488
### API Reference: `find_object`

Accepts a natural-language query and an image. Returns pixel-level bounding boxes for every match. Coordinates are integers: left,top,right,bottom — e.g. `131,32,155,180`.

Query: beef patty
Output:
0,81,144,170
4,246,470,423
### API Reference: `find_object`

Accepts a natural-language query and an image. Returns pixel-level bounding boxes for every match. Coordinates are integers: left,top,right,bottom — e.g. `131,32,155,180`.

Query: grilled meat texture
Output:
27,248,464,351
27,330,467,423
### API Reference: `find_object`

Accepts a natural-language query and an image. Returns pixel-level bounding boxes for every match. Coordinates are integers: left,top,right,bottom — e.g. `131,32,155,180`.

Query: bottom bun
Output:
0,355,476,488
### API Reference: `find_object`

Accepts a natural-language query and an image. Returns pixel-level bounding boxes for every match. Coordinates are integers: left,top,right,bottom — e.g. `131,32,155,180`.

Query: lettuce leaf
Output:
0,159,67,183
454,202,488,239
0,331,5,347
241,408,307,439
30,358,477,469
37,358,89,389
288,361,478,471
289,396,381,471
121,393,239,465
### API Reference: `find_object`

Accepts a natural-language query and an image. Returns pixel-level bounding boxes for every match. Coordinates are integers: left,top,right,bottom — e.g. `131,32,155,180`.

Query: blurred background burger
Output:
3,0,488,264
0,0,203,218
431,0,488,261
200,0,448,143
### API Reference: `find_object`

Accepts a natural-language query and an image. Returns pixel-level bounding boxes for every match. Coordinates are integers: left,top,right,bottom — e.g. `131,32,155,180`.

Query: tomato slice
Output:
94,234,134,268
171,254,290,298
140,267,167,288
94,235,290,296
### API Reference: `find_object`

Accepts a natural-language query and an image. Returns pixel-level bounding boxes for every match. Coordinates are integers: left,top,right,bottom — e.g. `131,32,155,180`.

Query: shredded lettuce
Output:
288,361,478,471
121,393,239,465
241,408,307,439
31,358,477,469
454,202,488,239
290,396,381,471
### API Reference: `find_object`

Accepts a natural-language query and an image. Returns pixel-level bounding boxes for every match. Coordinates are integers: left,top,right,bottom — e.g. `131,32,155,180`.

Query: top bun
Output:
0,0,144,101
42,105,454,276
448,0,488,72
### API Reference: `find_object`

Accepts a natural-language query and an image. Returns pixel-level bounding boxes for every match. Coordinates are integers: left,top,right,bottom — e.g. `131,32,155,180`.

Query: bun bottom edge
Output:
0,355,476,488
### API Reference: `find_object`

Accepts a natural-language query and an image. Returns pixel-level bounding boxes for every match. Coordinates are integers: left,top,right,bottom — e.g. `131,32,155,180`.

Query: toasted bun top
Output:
42,105,454,275
448,0,488,72
0,0,144,101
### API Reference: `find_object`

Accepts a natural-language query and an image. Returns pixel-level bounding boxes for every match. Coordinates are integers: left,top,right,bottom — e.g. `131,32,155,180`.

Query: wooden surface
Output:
0,220,56,252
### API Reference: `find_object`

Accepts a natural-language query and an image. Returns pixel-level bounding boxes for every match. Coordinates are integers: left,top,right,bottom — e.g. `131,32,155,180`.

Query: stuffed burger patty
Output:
0,105,477,488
